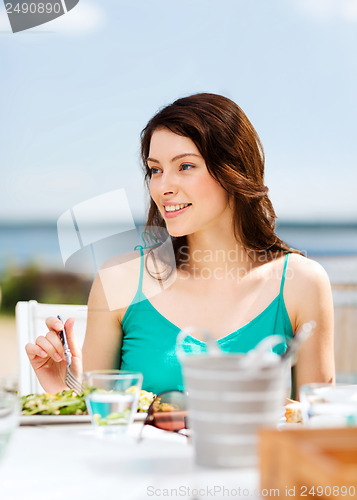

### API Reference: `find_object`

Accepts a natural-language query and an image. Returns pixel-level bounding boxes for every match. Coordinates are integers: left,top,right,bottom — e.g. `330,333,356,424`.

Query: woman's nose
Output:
160,170,178,196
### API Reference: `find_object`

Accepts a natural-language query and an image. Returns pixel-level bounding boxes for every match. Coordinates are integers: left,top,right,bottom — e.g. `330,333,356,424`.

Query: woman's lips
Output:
164,203,192,219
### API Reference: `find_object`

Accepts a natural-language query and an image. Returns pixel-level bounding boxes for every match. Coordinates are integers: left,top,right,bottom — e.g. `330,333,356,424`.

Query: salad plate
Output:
20,414,91,425
20,389,153,425
20,412,147,426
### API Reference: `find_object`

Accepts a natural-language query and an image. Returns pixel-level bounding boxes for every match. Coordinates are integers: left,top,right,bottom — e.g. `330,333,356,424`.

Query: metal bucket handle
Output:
176,326,223,361
176,327,287,371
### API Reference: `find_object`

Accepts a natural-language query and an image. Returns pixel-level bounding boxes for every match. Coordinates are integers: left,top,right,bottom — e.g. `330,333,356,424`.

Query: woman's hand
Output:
25,317,82,395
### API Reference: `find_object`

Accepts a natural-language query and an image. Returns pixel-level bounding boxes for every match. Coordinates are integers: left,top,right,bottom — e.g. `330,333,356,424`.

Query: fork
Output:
57,315,83,394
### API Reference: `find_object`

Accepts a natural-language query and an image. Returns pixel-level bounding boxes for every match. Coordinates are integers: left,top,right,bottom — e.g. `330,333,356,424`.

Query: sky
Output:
0,0,356,223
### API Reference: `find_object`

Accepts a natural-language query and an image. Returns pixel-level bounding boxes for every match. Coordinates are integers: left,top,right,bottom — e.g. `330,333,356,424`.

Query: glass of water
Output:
83,370,143,436
300,383,357,427
0,392,19,462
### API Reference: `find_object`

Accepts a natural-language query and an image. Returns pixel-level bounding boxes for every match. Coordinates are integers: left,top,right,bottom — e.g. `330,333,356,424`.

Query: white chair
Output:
16,300,88,395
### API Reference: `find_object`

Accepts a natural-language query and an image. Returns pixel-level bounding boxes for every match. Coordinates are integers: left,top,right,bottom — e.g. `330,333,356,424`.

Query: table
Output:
1,421,261,500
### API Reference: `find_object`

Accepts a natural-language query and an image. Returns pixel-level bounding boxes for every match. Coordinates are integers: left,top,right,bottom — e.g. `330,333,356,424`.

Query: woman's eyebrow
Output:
147,153,201,163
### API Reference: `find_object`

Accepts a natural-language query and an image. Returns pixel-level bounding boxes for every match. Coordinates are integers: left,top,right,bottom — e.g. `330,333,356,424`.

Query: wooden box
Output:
259,427,357,499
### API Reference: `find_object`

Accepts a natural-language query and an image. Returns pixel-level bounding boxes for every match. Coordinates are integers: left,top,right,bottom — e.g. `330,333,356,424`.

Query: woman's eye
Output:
181,163,195,171
149,167,161,175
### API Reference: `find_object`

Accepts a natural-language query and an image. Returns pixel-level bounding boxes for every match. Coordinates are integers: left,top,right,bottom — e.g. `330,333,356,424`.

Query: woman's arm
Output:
285,254,335,398
82,271,123,372
25,271,122,394
82,250,142,371
25,251,140,393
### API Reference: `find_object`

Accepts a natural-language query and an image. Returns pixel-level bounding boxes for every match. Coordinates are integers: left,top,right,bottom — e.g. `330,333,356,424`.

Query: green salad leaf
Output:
21,390,87,416
21,389,156,416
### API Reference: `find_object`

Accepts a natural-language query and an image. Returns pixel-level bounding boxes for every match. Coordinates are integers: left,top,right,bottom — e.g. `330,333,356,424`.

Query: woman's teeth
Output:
165,203,190,213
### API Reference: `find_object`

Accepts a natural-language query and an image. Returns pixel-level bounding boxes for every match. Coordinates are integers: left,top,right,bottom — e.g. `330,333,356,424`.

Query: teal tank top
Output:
120,249,293,394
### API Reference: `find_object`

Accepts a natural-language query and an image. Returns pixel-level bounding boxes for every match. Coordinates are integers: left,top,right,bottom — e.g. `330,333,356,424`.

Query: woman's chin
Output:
168,230,186,238
164,220,195,238
165,225,189,238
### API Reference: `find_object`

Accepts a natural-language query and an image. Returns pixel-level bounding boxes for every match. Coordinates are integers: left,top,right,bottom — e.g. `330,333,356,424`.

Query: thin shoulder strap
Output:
279,252,290,295
137,245,144,292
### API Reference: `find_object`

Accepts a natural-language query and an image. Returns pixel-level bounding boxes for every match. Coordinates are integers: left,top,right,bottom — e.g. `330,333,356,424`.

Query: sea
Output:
0,221,356,285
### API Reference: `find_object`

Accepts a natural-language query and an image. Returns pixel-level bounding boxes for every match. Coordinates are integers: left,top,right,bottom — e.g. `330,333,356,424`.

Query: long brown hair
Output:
141,93,301,267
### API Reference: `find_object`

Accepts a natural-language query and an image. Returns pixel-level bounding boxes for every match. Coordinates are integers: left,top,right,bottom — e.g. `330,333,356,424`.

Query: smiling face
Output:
148,127,233,238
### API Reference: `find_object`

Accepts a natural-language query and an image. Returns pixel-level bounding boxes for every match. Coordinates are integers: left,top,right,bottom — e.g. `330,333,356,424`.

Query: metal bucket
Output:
178,331,287,468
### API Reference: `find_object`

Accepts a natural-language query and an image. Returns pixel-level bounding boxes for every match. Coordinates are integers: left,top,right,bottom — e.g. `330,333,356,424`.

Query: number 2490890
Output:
300,485,355,496
5,3,61,14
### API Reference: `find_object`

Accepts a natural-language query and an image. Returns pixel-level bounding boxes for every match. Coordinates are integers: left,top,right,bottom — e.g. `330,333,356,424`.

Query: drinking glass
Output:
300,383,357,427
82,370,143,436
0,392,19,462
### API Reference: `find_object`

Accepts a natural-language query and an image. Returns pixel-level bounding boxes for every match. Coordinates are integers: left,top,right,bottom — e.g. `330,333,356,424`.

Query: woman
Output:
25,93,335,398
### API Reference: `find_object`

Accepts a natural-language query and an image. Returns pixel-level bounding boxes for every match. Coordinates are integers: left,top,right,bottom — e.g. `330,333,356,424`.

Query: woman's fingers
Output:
63,317,82,359
45,316,81,360
25,343,48,360
45,316,64,333
35,334,64,362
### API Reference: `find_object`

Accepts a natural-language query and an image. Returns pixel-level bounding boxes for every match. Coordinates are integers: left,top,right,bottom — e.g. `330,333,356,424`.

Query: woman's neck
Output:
183,229,254,276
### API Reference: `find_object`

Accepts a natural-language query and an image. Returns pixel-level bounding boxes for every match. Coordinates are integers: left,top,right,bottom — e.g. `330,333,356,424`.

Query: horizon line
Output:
0,218,356,228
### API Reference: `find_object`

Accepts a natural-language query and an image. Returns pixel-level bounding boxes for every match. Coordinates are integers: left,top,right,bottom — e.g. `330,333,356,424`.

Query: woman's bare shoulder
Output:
284,254,331,310
284,253,333,329
88,249,144,314
100,249,144,269
287,253,330,288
